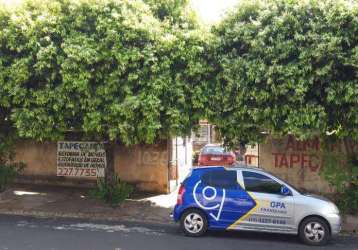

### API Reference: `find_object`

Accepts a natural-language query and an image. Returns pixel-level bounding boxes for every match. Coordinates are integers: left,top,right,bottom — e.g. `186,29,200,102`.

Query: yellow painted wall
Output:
14,140,169,193
114,141,169,193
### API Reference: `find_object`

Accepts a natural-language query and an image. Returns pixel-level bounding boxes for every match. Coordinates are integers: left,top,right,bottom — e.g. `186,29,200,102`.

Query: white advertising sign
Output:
57,141,106,177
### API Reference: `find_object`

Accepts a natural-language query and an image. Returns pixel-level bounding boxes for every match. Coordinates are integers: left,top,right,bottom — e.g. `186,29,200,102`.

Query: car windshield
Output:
202,146,226,154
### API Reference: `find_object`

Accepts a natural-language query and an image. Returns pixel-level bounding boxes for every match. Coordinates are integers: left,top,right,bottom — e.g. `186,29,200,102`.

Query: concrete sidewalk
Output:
0,184,174,225
0,184,357,234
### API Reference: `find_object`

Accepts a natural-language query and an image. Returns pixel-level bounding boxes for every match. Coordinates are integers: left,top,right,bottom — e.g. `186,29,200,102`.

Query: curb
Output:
0,209,175,227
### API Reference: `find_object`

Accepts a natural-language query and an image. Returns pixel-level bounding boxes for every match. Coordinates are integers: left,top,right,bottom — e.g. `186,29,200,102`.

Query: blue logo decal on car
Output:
193,180,226,221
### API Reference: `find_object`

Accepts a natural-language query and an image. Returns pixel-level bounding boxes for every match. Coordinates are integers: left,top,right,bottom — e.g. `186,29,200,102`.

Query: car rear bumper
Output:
172,205,182,222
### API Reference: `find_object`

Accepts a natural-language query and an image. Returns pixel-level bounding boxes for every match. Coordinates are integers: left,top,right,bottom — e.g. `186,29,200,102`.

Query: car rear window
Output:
202,146,225,154
201,169,238,189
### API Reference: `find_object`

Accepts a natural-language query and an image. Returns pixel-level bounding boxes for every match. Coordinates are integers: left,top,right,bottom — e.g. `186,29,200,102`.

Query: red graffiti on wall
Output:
285,136,320,151
272,136,322,172
272,153,321,172
271,136,358,172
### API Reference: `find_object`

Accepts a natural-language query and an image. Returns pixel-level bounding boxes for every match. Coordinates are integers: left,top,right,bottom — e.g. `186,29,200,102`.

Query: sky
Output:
191,0,239,24
1,0,239,24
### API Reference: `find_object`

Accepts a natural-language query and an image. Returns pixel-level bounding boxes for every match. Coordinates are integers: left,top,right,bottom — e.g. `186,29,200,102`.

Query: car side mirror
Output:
280,185,292,196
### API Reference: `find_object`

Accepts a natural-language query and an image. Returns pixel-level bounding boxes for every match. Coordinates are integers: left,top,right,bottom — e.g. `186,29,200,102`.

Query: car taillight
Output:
177,184,186,205
198,155,208,165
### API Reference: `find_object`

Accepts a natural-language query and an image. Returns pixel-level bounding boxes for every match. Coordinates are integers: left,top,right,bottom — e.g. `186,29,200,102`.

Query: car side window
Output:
201,169,238,189
242,171,282,194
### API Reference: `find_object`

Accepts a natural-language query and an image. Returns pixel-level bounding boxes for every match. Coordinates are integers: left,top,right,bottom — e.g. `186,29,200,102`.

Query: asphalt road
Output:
0,215,357,250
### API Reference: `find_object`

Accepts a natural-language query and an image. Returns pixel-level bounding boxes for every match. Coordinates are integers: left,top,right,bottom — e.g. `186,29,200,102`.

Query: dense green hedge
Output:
1,0,357,203
0,0,209,145
0,0,357,145
209,0,357,145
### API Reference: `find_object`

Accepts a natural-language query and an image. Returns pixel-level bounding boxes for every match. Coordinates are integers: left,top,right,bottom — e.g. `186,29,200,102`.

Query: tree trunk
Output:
104,140,115,187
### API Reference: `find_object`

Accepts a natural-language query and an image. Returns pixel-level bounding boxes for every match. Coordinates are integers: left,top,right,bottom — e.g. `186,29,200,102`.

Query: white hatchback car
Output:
172,166,341,246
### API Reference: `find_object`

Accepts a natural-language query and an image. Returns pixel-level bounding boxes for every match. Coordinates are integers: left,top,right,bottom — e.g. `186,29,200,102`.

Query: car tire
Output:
180,209,208,237
299,217,331,246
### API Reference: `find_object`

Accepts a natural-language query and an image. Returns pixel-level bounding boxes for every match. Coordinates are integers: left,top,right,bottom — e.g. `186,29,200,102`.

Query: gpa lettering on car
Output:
172,166,341,246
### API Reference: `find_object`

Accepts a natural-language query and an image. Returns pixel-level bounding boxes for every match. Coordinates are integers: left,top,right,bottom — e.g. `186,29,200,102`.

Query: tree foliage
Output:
0,6,16,161
320,149,358,213
0,0,208,145
144,0,198,29
0,6,25,187
209,0,358,146
1,0,357,149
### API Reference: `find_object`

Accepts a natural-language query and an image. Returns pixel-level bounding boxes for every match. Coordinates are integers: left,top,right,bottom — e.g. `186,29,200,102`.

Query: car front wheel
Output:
299,217,330,246
180,209,208,237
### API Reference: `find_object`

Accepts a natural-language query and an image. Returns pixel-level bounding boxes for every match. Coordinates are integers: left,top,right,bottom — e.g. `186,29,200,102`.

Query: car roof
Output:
192,164,266,173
